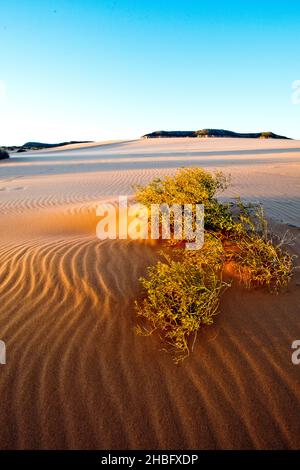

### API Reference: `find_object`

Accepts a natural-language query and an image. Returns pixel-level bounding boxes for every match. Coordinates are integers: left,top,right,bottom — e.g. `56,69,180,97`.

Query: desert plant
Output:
135,235,228,362
226,201,294,291
260,132,272,139
197,129,209,137
134,170,295,361
134,167,232,234
135,167,229,206
233,235,294,291
204,200,236,233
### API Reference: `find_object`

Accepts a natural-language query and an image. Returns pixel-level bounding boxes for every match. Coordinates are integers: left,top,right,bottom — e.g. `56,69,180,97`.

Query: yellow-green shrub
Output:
234,235,294,292
227,201,294,291
134,169,295,361
135,236,228,362
135,167,229,206
134,167,234,233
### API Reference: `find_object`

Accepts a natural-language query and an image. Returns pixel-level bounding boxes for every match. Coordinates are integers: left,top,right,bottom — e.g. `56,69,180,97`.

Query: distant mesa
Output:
143,130,195,139
1,140,94,154
142,129,290,139
21,140,93,150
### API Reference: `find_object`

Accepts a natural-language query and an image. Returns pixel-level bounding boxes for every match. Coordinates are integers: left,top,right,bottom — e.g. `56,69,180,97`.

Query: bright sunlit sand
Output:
0,137,300,449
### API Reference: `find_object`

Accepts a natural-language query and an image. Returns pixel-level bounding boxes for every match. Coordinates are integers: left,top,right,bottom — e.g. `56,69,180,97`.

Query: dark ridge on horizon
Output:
1,140,94,153
22,140,94,149
142,129,291,139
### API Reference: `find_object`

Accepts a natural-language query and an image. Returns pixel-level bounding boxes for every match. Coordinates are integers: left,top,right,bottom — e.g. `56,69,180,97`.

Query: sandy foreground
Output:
0,137,300,449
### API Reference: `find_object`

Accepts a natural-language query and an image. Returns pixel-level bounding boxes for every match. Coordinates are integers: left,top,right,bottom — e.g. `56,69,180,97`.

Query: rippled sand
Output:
0,138,300,449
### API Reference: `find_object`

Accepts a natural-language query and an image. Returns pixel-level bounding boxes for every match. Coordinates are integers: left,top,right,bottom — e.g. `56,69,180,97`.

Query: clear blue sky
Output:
1,0,300,145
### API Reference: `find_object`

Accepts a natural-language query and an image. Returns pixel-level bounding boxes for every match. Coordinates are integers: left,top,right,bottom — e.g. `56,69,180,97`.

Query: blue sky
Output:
0,0,300,145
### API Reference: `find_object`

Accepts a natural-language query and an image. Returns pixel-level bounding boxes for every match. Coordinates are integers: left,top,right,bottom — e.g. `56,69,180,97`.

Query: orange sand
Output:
0,138,300,449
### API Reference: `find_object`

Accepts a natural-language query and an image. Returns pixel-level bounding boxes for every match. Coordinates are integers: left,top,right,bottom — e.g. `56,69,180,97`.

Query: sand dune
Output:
0,138,300,449
1,138,300,225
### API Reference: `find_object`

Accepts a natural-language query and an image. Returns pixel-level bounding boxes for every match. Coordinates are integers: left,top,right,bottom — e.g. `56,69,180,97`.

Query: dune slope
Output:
0,138,300,449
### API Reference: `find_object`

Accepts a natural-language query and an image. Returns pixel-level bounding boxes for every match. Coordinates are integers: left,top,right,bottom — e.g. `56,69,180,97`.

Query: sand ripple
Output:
0,139,300,448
